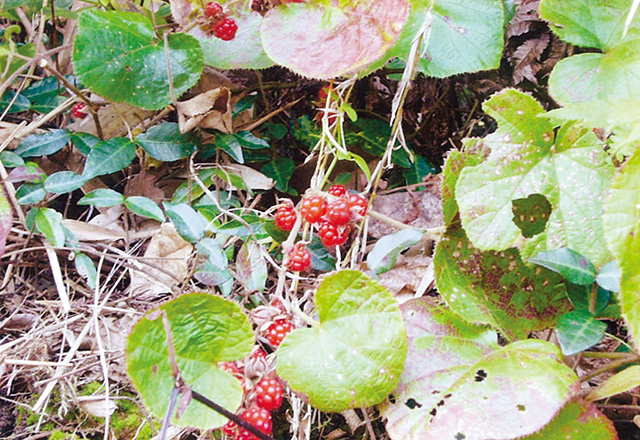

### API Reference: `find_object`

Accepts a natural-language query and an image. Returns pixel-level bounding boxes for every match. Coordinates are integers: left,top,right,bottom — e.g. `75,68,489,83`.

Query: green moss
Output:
49,430,78,440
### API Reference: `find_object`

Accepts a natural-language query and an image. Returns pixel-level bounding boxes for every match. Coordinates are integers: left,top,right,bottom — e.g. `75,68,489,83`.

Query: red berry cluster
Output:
272,186,369,272
202,2,237,41
217,339,286,439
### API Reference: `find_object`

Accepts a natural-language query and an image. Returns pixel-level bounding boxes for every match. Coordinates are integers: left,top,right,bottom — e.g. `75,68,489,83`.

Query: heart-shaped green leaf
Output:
603,147,640,349
73,10,203,110
277,270,407,412
455,89,615,267
127,293,254,429
380,298,579,440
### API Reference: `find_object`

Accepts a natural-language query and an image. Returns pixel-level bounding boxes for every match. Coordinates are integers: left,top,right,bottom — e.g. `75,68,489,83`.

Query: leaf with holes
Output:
380,298,579,440
82,138,136,179
260,1,409,79
528,248,597,285
455,89,615,267
434,217,570,340
136,122,199,162
127,293,254,429
73,10,203,110
603,147,640,349
277,270,407,411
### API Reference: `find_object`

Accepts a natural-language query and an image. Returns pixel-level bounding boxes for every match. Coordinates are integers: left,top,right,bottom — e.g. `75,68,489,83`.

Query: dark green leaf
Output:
16,183,45,204
235,131,270,149
401,155,437,186
233,95,257,116
136,122,199,161
34,207,65,247
565,283,611,315
71,132,101,156
512,193,553,238
556,310,606,356
125,196,165,222
20,76,67,113
164,202,205,243
14,129,70,157
44,172,87,194
261,157,294,192
82,137,136,179
126,293,254,428
73,10,203,110
0,90,30,113
215,134,244,164
308,236,337,272
528,248,597,285
78,189,125,207
367,228,424,274
261,218,290,244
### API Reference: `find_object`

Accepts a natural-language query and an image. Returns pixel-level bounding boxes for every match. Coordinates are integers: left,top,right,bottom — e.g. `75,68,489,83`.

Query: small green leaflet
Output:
82,138,136,179
34,207,66,247
44,172,87,194
528,248,597,285
14,129,70,157
136,122,198,161
73,10,203,110
78,189,125,207
75,252,97,289
596,261,621,293
164,202,205,243
367,228,424,274
125,197,165,222
126,293,254,429
556,310,606,356
277,270,407,411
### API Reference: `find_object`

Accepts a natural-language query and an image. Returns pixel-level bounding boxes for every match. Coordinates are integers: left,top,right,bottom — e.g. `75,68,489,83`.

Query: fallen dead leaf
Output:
176,88,232,134
129,223,193,299
223,164,274,191
368,189,443,238
77,396,117,418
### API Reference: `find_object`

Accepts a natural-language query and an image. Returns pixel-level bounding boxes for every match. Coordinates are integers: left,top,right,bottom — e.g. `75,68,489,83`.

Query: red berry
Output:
300,195,326,224
213,17,238,41
254,377,283,411
204,1,223,19
71,102,88,119
287,244,311,272
264,318,294,347
274,204,297,231
346,193,368,217
219,361,243,377
222,419,237,436
318,222,349,247
240,406,272,437
325,199,351,226
327,184,347,198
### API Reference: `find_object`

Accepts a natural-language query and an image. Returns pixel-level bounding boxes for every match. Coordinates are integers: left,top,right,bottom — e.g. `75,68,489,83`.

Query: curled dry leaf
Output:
176,87,232,134
70,100,153,139
222,164,274,191
129,223,193,299
77,396,117,418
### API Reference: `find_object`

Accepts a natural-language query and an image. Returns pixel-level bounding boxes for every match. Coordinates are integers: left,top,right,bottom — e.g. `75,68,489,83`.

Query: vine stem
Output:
579,354,640,382
367,209,445,239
